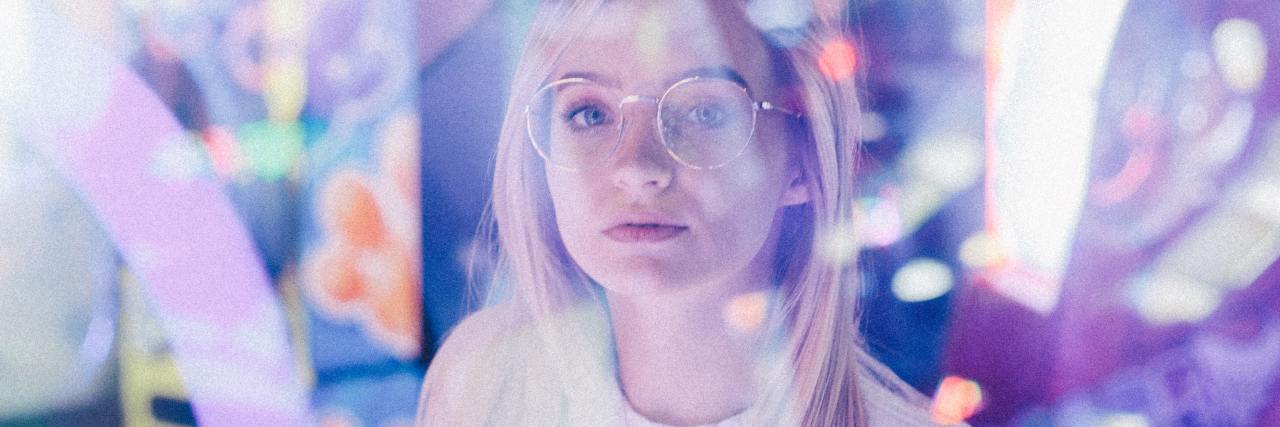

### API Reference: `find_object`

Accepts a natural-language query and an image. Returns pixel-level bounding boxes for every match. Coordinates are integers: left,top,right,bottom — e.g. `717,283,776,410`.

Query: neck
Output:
606,274,776,425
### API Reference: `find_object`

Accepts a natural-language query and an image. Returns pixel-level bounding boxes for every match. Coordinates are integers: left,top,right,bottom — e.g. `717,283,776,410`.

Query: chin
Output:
586,261,706,296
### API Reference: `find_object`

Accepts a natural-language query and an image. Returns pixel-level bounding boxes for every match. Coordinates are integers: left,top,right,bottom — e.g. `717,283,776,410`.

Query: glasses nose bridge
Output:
613,93,666,150
617,94,660,123
610,93,674,167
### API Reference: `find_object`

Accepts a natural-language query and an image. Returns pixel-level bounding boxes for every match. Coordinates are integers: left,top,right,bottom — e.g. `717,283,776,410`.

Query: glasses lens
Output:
659,79,756,169
527,80,620,169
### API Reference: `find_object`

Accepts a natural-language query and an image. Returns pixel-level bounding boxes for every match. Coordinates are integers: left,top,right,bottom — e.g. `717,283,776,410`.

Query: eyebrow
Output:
553,65,752,91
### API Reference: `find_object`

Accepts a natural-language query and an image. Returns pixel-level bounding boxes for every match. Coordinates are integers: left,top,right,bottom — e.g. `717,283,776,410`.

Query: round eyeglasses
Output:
525,76,800,171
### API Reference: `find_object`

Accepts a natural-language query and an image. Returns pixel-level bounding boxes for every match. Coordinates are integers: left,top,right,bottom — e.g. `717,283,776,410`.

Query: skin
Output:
542,1,810,424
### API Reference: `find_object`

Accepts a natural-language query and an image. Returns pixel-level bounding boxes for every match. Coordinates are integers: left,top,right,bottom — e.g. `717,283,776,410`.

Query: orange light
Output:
930,375,984,424
724,292,768,333
818,39,858,81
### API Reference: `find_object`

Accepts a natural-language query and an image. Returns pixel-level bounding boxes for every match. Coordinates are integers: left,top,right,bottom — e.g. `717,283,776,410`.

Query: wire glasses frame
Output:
524,76,801,171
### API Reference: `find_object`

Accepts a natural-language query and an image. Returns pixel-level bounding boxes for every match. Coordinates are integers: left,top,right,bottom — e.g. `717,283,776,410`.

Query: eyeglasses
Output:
525,76,800,171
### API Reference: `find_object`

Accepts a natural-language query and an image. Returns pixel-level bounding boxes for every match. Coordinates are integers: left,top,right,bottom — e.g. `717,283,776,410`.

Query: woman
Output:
418,0,941,425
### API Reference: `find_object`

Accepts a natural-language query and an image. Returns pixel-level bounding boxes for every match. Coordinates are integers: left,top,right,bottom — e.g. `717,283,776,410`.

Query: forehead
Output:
547,0,776,94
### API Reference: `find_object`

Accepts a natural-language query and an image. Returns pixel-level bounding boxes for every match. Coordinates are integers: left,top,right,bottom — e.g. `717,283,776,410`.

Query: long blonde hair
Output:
474,1,867,425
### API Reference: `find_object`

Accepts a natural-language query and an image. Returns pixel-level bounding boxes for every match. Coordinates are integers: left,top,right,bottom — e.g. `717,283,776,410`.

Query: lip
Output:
603,213,689,243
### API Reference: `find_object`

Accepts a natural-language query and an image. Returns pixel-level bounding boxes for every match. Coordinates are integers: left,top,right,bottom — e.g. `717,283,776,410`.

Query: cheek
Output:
703,146,784,213
696,150,788,244
545,169,596,243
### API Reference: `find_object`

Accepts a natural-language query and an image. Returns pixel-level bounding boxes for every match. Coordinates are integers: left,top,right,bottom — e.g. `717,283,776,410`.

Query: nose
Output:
609,103,675,195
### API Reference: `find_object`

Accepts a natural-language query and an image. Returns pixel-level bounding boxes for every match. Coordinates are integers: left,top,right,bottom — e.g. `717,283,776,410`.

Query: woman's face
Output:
542,0,809,295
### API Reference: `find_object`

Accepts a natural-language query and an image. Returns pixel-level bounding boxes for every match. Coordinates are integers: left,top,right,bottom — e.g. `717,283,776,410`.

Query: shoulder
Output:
416,304,532,426
854,349,962,426
415,301,619,425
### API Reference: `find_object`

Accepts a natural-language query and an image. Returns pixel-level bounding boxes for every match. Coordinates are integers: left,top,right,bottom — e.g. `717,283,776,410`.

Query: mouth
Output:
603,223,689,243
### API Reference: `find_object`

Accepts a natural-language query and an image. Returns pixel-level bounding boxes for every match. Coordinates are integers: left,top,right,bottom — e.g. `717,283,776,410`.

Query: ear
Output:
779,168,811,207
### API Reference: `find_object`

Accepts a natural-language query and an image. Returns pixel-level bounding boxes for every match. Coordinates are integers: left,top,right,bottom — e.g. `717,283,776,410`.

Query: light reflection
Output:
745,0,812,37
958,231,1006,270
1203,100,1255,169
930,375,983,424
1100,412,1150,427
723,291,768,334
818,38,857,81
904,131,983,193
856,194,903,248
1212,19,1267,94
891,258,954,303
986,0,1129,314
897,131,982,241
1127,118,1280,326
1130,272,1221,325
860,111,887,141
1245,179,1280,224
818,222,858,265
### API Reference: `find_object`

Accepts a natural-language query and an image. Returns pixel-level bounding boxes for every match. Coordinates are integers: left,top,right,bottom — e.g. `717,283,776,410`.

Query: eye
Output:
566,104,611,129
687,103,727,127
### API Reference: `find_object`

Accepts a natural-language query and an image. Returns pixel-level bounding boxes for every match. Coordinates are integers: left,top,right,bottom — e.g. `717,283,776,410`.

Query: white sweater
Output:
417,301,947,426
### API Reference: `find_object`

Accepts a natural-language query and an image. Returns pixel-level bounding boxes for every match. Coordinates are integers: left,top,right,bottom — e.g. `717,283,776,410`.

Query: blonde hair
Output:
473,1,868,425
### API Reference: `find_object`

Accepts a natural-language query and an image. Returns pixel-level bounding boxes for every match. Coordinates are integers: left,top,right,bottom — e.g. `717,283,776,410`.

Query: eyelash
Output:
562,101,612,129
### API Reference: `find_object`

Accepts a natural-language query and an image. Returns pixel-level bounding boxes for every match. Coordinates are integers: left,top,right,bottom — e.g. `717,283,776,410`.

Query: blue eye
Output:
567,105,610,129
687,103,727,127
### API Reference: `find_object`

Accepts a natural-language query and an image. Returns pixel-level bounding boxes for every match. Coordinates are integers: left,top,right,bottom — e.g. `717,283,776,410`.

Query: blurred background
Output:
0,0,1275,425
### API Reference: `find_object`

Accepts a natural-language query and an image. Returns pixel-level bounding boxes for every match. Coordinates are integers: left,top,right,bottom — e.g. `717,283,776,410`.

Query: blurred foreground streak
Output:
0,0,446,424
945,0,1280,424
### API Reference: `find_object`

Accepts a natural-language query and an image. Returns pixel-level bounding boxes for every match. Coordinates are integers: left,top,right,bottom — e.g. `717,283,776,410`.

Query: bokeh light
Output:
1101,413,1150,427
818,38,858,81
1212,18,1267,94
818,222,859,265
957,231,1005,271
860,111,888,142
903,131,983,194
723,291,769,334
891,258,955,303
930,375,983,424
1129,272,1222,325
236,120,304,181
856,194,904,247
